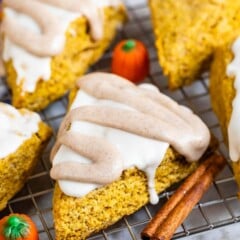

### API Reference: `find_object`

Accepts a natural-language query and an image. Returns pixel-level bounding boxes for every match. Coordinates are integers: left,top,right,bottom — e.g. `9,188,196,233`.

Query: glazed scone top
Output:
2,0,122,56
1,0,123,92
0,102,40,159
50,73,210,204
226,37,240,162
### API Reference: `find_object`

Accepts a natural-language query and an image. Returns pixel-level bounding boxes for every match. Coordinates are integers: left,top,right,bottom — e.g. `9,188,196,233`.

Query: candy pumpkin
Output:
0,214,38,240
111,39,149,83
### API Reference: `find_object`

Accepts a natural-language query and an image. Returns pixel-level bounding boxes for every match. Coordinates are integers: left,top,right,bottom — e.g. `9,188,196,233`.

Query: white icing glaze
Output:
226,37,240,162
0,102,40,158
91,0,122,7
51,73,210,205
3,36,51,93
53,88,169,204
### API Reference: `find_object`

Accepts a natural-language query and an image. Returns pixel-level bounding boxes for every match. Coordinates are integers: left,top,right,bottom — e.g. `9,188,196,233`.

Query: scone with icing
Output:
1,0,126,111
0,102,52,210
210,36,240,189
149,0,240,89
50,72,213,240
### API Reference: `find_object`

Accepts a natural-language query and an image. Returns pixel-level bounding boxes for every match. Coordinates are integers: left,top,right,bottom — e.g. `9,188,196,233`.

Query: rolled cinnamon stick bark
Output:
141,153,226,240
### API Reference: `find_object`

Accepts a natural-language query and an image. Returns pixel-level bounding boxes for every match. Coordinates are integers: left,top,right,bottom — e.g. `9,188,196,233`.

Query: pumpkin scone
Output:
1,0,126,111
149,0,240,89
0,102,52,210
50,72,215,240
210,36,240,189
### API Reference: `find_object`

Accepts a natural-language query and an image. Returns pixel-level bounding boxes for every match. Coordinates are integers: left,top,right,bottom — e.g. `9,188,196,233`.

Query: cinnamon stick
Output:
141,154,217,239
141,153,226,240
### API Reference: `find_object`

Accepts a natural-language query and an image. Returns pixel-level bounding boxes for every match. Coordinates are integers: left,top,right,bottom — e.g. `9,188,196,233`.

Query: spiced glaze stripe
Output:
50,73,210,204
75,73,210,161
2,0,122,57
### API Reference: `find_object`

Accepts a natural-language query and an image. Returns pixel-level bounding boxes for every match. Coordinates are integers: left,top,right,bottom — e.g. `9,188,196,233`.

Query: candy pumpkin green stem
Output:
122,40,136,52
0,214,38,240
4,215,29,239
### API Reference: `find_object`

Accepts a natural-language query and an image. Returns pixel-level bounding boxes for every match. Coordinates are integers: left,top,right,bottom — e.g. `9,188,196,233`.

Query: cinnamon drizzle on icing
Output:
2,0,121,57
50,73,210,204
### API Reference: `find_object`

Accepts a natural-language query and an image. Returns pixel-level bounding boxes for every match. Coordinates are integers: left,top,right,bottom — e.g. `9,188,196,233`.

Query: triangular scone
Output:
2,0,126,111
149,0,240,89
0,102,52,210
210,35,240,189
50,73,214,240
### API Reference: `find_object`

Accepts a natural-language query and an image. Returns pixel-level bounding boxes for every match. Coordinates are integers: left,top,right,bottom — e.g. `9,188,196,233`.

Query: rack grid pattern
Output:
0,1,240,239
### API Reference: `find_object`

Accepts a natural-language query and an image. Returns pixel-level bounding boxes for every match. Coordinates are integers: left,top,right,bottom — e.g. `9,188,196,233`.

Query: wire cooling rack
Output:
1,0,240,239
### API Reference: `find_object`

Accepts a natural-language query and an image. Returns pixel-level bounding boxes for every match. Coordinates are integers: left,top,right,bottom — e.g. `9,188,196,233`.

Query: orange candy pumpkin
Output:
0,214,38,240
111,39,149,83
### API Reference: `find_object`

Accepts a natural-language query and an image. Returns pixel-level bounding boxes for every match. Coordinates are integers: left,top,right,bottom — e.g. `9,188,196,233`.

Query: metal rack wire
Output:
0,0,239,239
